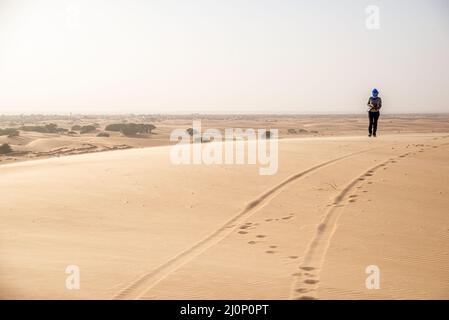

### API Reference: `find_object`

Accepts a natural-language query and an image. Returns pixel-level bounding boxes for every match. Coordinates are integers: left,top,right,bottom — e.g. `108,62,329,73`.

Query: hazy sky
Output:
0,0,448,114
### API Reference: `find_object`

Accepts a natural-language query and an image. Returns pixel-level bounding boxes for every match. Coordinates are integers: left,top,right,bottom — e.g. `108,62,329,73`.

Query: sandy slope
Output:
1,133,448,299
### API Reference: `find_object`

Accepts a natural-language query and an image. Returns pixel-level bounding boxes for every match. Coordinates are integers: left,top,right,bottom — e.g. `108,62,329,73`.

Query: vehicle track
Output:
290,141,449,300
113,148,374,299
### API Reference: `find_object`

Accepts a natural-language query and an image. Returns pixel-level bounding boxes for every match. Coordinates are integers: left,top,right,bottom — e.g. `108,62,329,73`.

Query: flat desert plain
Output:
1,114,449,299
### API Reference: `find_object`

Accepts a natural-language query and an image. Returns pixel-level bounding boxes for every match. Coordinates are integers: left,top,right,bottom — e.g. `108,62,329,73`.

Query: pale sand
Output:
1,133,448,299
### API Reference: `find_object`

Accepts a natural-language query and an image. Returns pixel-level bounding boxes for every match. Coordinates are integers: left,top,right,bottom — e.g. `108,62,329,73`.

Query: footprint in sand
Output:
295,288,310,293
238,231,248,234
265,218,273,222
289,256,299,259
298,296,316,300
300,267,315,271
269,245,277,249
304,279,319,285
266,250,276,254
248,241,257,245
304,272,314,276
349,199,357,203
256,235,266,238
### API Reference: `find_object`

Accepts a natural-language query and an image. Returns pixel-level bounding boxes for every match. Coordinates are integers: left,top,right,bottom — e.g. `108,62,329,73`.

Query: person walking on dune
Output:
367,88,382,137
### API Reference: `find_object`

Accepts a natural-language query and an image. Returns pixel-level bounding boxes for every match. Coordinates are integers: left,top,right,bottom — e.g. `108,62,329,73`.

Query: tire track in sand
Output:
290,142,448,300
113,148,374,299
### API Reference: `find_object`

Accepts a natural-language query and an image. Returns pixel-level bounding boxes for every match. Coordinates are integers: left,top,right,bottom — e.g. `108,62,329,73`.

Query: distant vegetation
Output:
71,124,99,134
0,128,20,137
288,128,309,134
20,123,68,134
0,143,13,154
96,132,110,137
105,123,156,136
287,128,318,134
79,125,97,134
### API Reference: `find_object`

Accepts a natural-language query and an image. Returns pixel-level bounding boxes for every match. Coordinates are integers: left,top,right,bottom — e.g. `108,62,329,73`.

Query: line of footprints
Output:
237,213,298,258
235,142,440,300
293,143,440,300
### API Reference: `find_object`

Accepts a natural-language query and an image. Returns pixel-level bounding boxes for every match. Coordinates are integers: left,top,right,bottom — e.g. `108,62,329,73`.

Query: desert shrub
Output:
120,125,139,136
0,143,13,154
56,128,68,133
71,125,82,131
67,131,78,135
105,123,122,132
97,132,110,137
20,125,46,133
20,123,60,133
0,128,20,137
79,125,96,134
105,123,156,136
287,129,297,134
265,131,272,139
8,130,20,137
298,129,309,133
120,124,141,136
144,124,156,133
45,123,58,133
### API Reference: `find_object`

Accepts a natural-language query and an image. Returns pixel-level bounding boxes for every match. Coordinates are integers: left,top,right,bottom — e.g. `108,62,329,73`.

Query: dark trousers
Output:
368,111,380,135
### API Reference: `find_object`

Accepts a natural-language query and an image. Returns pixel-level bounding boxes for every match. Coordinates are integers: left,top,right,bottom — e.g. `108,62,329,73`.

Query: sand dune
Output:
1,133,448,299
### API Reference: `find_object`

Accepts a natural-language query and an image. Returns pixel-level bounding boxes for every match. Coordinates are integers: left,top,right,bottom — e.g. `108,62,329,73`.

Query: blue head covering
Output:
372,88,379,98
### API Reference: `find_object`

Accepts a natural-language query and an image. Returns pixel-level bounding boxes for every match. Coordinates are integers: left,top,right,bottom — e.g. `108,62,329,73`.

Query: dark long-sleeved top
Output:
367,97,382,112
